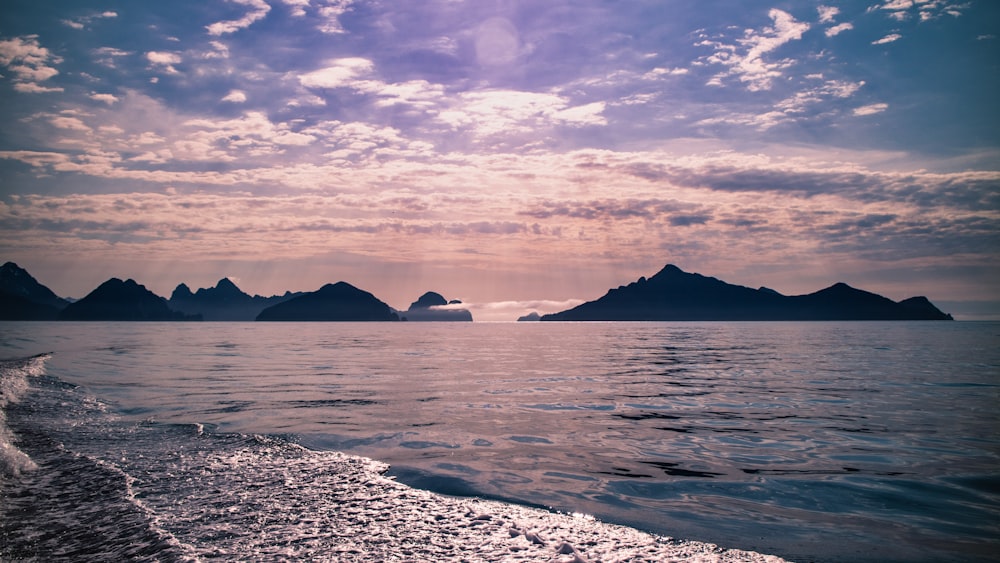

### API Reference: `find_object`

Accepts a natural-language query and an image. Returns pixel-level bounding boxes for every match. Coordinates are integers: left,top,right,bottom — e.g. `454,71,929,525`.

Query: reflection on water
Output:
3,321,998,563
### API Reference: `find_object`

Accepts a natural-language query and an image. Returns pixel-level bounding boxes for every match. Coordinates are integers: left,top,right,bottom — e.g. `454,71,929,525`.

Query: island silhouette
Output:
1,261,953,321
540,264,953,321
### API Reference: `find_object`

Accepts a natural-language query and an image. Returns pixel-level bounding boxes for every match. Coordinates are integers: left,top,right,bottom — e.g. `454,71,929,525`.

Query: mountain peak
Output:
651,264,685,279
409,291,447,309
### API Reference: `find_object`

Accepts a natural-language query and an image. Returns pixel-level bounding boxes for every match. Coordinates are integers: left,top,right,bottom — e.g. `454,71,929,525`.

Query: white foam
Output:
126,438,789,562
0,354,50,477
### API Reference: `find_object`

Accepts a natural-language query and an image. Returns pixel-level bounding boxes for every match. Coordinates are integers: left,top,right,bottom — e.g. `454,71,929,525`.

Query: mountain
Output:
169,278,301,321
256,282,399,321
0,262,69,320
59,278,199,321
400,291,473,321
518,312,542,322
541,264,953,321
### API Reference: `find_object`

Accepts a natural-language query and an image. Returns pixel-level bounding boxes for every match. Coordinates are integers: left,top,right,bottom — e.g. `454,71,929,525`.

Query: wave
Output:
0,353,788,562
0,353,49,477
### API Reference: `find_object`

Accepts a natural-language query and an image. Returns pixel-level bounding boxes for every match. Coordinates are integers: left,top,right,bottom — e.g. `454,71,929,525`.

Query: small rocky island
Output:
400,292,473,322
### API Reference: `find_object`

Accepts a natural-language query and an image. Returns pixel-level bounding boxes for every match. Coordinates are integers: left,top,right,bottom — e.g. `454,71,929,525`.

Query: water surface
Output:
2,321,997,562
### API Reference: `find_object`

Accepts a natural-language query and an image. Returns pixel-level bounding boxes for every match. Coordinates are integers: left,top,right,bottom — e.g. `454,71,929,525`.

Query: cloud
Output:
89,92,119,105
854,103,889,116
146,51,182,74
299,58,375,88
0,35,63,93
826,23,854,37
317,1,356,34
698,9,810,91
871,0,969,21
872,34,902,45
281,0,311,17
458,299,587,321
206,0,271,35
222,90,248,103
93,47,131,67
61,11,117,30
13,82,64,93
438,90,607,138
694,79,866,130
817,6,839,24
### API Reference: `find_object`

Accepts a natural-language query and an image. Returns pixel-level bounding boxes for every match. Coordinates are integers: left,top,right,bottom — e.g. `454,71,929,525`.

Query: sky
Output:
1,0,998,320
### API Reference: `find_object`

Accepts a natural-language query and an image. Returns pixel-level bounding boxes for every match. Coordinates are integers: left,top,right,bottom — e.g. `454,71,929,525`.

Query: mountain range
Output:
169,278,303,321
539,264,953,321
1,261,952,321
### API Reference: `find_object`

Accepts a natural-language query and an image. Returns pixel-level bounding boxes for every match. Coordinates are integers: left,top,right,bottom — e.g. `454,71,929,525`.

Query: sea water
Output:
1,321,997,562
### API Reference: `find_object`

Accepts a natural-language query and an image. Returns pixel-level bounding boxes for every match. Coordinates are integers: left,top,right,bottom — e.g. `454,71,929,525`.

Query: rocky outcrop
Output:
400,292,473,321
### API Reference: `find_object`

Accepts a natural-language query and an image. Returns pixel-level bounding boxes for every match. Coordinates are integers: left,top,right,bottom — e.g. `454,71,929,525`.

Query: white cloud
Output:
826,23,854,37
183,111,318,148
817,6,839,24
314,0,355,34
871,0,968,21
460,299,587,321
222,90,248,103
50,116,92,132
642,67,689,80
553,102,608,127
437,90,607,137
872,34,902,45
13,82,64,93
281,0,311,17
90,92,120,105
62,11,118,29
202,41,231,60
146,51,182,74
299,58,375,88
206,0,271,36
699,9,810,92
854,103,889,116
0,36,63,93
93,47,131,67
287,94,327,107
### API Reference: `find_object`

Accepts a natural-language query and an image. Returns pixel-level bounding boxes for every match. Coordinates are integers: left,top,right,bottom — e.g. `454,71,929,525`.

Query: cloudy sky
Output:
1,0,997,320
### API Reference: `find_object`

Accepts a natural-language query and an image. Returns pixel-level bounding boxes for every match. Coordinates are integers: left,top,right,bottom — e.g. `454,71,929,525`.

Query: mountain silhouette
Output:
169,278,301,321
256,282,400,321
541,264,952,321
0,262,70,320
59,278,199,321
400,291,473,321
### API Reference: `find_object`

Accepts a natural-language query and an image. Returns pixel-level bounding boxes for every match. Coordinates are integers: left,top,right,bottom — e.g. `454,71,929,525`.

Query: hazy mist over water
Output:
2,321,998,562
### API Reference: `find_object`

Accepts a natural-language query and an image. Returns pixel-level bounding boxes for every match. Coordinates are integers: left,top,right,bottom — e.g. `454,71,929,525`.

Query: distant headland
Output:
539,264,952,321
1,261,952,321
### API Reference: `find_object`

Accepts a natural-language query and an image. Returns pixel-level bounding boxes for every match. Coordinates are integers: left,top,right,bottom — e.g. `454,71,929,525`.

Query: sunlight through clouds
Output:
0,0,997,314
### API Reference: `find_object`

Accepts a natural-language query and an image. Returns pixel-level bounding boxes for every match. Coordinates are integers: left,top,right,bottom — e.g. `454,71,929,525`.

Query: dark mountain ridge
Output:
169,278,302,321
256,282,399,321
59,278,198,321
541,264,953,321
0,262,70,320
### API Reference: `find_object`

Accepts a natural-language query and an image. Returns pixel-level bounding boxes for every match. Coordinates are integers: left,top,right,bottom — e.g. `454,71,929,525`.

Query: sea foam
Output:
0,354,49,476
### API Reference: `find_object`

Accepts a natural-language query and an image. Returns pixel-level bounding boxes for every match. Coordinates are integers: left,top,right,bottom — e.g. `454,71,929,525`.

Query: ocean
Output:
1,321,997,562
